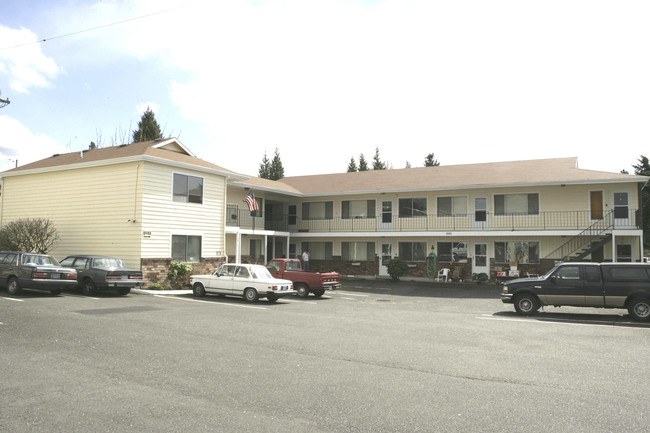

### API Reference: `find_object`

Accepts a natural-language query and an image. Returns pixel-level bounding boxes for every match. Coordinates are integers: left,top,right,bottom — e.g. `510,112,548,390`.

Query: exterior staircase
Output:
545,212,614,262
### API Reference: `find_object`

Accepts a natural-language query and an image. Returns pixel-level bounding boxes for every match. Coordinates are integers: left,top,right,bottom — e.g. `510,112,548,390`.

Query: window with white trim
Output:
301,242,333,260
494,241,539,264
342,200,376,219
302,202,334,220
398,242,426,262
341,242,375,261
172,235,201,262
398,198,427,218
494,193,539,215
437,196,468,217
173,173,203,204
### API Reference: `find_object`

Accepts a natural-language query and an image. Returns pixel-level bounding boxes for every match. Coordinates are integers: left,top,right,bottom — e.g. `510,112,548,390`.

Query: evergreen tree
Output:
424,153,440,167
358,154,369,171
132,107,163,143
405,161,411,168
269,147,285,180
347,157,358,172
258,152,271,179
632,155,650,248
372,147,387,170
89,141,97,150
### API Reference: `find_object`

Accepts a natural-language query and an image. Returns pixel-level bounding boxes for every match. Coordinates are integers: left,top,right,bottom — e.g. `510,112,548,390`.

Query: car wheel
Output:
244,288,259,303
7,277,21,296
50,289,62,295
628,298,650,321
82,279,96,296
117,288,130,296
313,289,325,298
296,283,309,298
513,293,540,316
267,294,278,303
193,283,206,297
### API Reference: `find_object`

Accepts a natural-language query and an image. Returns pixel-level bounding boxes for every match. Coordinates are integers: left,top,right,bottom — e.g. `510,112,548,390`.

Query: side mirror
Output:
549,276,557,284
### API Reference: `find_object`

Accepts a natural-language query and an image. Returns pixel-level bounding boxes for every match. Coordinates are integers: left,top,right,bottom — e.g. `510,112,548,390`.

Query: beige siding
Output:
0,162,143,267
140,162,226,259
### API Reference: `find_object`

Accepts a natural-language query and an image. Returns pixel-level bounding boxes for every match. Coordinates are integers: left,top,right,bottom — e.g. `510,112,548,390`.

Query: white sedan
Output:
191,263,295,303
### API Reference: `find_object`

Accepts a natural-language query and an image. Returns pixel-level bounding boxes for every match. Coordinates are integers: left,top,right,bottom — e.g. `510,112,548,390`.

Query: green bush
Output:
145,282,172,291
386,258,409,281
167,261,193,289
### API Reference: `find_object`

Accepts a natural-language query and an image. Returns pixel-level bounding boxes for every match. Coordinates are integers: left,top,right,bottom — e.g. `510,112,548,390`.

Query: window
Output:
616,244,632,262
288,205,297,225
604,266,650,282
302,202,333,220
398,242,426,262
249,239,263,260
554,266,580,280
437,241,468,263
173,173,203,204
342,200,376,219
172,235,201,262
399,198,427,218
614,192,629,219
494,241,540,264
250,197,263,218
301,242,333,260
341,242,376,261
494,193,539,215
437,196,467,217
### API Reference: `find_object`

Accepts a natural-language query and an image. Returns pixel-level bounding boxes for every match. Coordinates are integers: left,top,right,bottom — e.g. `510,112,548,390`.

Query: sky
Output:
0,0,648,177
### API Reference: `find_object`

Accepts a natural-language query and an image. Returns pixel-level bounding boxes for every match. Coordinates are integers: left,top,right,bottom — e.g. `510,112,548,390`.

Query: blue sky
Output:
1,0,649,176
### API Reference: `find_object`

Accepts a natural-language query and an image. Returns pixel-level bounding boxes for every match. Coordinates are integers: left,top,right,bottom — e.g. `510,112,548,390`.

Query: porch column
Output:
235,232,241,264
611,232,617,262
264,235,268,263
286,235,291,258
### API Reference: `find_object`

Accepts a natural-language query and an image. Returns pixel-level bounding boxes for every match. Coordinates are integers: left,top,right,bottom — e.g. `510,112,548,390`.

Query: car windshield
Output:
251,267,273,279
285,260,301,271
94,258,126,268
22,254,60,267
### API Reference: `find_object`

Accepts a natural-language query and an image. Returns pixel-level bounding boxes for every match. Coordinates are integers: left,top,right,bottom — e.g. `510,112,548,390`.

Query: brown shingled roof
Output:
276,157,647,195
1,139,241,177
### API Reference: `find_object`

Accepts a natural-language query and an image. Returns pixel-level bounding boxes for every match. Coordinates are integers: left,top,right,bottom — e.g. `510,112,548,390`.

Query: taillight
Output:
106,275,122,281
128,274,142,280
63,273,77,280
32,271,49,279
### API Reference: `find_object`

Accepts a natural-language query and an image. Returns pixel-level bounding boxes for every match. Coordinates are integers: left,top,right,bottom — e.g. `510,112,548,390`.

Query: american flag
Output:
244,190,259,212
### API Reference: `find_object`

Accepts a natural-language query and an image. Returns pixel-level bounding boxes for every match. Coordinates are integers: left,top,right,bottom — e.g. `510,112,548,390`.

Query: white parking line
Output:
1,297,23,302
333,292,368,297
154,295,268,310
62,293,100,300
283,299,319,305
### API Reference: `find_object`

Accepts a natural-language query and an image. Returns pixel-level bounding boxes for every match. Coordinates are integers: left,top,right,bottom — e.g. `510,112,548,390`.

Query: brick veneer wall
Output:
141,257,226,286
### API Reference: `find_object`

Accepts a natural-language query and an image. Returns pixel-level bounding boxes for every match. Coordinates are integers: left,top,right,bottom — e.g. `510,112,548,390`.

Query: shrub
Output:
167,261,193,289
145,282,172,291
0,218,59,253
386,257,409,281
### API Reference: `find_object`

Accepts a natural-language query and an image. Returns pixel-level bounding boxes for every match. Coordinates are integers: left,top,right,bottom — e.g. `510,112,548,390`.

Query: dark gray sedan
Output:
0,251,78,295
60,255,145,296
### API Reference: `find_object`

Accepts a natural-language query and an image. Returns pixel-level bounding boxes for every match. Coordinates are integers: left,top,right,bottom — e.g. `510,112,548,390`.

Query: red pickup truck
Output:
266,258,341,298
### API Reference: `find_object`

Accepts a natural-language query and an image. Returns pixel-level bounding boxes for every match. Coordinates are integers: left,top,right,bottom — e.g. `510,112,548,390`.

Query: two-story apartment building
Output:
1,139,646,283
0,139,246,281
226,158,648,280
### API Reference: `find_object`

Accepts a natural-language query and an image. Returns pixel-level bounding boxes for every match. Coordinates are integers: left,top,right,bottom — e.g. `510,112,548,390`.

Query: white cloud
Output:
0,25,61,93
0,116,67,172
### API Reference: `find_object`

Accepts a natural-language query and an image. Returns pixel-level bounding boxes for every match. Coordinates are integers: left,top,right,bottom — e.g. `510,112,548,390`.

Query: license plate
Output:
281,286,288,291
50,273,60,279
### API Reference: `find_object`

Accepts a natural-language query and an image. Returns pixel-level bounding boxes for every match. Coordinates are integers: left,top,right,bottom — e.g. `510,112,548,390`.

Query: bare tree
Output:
0,218,59,254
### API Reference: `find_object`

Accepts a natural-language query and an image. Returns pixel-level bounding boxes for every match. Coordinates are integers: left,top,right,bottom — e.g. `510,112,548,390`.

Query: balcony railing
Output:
226,209,640,234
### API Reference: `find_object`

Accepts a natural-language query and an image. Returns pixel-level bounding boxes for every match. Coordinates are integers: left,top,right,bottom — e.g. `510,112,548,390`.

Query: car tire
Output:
513,293,540,316
313,289,325,298
296,283,309,298
193,283,206,297
267,294,278,303
117,288,130,296
7,277,21,296
244,288,258,303
628,298,650,321
82,279,96,296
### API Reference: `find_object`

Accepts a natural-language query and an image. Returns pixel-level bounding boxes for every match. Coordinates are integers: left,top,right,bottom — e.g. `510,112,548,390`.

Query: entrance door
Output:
473,197,489,230
380,201,394,231
590,191,604,220
473,243,489,277
379,243,393,276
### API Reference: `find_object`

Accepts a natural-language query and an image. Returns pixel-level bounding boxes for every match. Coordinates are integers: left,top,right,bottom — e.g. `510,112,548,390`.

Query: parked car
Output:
0,251,78,295
266,258,340,297
59,255,145,296
191,263,295,303
501,262,650,321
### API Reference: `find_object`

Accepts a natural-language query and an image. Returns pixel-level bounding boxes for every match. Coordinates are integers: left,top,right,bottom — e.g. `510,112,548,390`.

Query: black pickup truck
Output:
501,262,650,321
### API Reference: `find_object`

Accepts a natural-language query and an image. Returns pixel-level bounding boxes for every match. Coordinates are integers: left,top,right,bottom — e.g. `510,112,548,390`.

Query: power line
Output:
0,1,203,52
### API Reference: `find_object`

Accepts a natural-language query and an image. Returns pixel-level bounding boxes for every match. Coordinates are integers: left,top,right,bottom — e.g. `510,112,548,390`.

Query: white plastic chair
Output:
436,268,450,282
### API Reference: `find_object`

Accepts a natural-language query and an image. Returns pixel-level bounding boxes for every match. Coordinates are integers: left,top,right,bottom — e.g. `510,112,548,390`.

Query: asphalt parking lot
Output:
2,280,649,432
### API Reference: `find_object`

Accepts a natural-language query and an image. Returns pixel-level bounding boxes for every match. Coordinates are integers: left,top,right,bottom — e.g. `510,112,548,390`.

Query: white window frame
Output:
172,172,204,205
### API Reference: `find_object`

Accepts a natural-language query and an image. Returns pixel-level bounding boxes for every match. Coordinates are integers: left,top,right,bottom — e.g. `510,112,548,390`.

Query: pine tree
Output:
258,152,271,179
358,154,369,171
132,107,163,143
372,147,387,170
347,157,358,172
424,153,440,167
269,147,285,180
